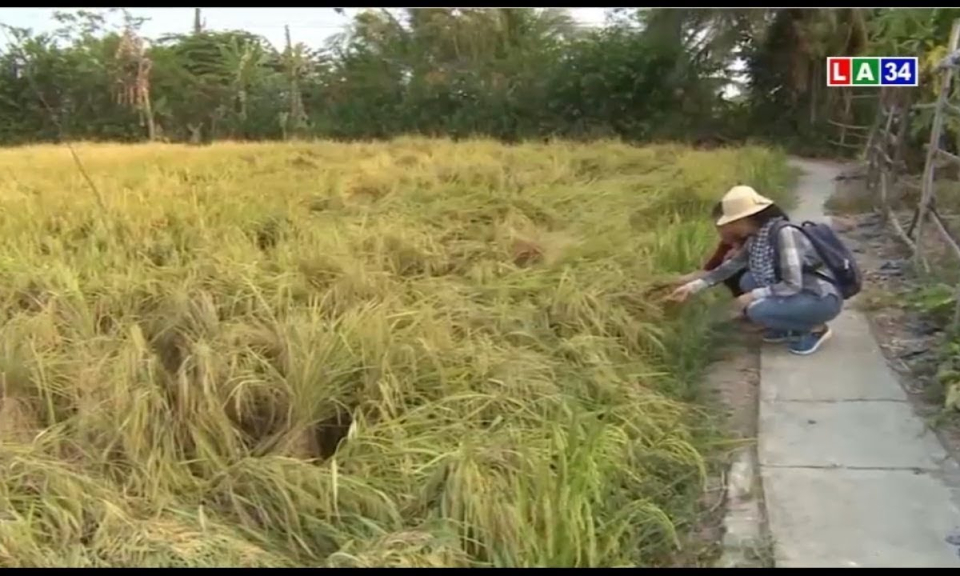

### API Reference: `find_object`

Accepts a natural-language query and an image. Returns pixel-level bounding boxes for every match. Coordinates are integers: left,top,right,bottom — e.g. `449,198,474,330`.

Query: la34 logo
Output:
827,57,918,87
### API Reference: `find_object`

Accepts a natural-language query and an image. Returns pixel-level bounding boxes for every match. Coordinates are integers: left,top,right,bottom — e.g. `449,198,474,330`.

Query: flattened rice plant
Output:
0,138,792,567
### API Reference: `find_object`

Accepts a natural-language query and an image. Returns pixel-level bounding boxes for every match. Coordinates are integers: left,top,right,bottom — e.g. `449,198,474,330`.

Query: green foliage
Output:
907,283,957,322
866,9,960,56
0,8,957,147
906,283,960,412
0,8,744,144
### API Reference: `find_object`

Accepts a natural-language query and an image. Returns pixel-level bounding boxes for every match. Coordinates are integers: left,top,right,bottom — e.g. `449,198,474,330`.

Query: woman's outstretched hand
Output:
667,283,696,303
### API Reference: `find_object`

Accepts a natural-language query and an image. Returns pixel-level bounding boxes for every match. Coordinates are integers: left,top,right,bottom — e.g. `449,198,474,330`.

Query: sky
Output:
0,8,612,50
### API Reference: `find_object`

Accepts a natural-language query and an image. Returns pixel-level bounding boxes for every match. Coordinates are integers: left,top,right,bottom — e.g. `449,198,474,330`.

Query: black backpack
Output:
771,220,862,300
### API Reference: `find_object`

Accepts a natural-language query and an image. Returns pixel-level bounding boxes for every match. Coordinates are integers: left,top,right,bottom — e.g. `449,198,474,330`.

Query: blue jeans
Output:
739,273,842,333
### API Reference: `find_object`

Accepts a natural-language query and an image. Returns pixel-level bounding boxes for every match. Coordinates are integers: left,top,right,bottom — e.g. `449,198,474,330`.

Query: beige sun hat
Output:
715,185,774,226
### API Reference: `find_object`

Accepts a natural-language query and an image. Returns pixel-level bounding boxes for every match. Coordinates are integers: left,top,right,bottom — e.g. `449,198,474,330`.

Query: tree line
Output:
0,8,958,149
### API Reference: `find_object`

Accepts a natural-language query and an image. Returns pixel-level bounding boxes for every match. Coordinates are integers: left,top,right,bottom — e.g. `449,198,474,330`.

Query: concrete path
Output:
758,159,960,567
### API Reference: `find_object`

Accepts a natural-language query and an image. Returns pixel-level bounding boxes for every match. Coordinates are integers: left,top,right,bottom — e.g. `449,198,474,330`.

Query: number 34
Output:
883,62,913,82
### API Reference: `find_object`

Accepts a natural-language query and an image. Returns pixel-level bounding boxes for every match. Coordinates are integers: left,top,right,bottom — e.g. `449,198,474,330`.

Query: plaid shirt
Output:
688,225,840,300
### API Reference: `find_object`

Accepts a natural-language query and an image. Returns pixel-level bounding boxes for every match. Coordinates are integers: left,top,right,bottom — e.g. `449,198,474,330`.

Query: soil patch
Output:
674,321,768,567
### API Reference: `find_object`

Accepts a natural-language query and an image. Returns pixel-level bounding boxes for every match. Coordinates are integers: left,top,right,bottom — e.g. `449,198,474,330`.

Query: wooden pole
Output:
878,107,895,215
282,25,307,140
863,89,885,165
913,19,960,272
892,95,912,171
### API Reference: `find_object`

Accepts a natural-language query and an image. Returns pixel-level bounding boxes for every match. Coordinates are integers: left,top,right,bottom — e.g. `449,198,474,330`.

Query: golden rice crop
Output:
0,137,792,567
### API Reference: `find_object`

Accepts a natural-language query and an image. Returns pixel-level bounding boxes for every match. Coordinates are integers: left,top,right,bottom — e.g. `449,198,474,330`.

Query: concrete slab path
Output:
758,159,960,567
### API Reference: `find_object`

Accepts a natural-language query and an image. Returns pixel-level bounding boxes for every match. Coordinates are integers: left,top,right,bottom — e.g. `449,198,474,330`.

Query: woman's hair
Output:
711,201,724,219
747,204,789,227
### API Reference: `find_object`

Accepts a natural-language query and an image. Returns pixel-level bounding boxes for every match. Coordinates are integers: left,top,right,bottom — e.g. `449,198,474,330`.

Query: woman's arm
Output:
686,246,748,294
675,271,706,285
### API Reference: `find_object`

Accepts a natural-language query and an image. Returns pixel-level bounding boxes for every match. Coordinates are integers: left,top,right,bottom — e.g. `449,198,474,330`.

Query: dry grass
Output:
0,137,793,567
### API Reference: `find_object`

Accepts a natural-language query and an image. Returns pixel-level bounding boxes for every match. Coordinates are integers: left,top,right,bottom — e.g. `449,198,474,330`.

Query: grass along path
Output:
0,139,793,567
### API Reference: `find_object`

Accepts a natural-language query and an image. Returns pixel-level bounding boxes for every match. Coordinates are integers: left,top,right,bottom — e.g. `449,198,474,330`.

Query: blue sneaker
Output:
789,327,833,356
763,329,798,343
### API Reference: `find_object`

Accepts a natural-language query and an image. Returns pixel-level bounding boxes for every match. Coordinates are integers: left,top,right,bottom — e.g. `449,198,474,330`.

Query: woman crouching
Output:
669,185,843,356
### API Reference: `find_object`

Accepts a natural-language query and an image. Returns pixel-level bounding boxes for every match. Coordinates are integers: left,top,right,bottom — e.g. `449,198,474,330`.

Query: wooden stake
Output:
914,19,960,273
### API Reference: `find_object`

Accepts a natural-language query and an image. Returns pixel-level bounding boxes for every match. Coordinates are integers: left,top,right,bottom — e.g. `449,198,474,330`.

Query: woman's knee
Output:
745,298,777,327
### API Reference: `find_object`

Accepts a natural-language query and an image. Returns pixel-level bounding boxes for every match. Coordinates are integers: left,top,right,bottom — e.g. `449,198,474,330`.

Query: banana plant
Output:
217,35,271,122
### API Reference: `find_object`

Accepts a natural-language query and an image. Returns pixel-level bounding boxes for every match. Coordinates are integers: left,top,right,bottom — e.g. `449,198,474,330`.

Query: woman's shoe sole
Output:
789,328,833,356
763,334,794,343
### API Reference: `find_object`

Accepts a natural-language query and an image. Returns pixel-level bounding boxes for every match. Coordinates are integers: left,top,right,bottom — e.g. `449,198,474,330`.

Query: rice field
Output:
0,138,792,567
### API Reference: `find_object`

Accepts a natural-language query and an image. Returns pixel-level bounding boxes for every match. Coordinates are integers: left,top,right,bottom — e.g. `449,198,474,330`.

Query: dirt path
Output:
756,159,960,567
